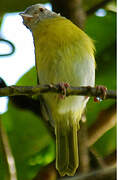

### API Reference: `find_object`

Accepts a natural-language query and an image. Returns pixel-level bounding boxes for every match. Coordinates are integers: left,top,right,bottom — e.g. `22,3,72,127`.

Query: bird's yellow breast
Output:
33,16,95,114
33,16,95,82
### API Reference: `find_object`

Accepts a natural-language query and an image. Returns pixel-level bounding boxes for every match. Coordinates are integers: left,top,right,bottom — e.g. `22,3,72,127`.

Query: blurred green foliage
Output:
0,0,48,13
0,4,116,180
94,126,116,156
1,100,55,180
0,136,9,180
85,11,116,156
0,0,116,13
83,0,116,12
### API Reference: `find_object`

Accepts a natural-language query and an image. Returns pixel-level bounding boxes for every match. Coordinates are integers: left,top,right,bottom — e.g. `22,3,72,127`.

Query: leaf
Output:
93,126,116,156
85,11,116,55
1,101,55,180
16,67,37,86
105,1,117,12
83,0,116,13
1,0,49,13
85,11,116,156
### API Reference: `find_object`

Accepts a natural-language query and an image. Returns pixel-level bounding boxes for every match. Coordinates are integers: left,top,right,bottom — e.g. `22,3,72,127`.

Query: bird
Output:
20,4,95,176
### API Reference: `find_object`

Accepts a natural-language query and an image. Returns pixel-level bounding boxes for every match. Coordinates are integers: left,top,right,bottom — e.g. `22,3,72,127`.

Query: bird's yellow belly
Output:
37,53,95,115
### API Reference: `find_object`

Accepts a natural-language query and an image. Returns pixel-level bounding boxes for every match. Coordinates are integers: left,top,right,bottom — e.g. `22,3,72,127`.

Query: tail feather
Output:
55,118,79,176
67,122,79,175
56,119,69,176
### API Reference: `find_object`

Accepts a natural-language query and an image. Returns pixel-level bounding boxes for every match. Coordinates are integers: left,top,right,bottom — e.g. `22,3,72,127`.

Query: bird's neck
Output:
32,16,66,37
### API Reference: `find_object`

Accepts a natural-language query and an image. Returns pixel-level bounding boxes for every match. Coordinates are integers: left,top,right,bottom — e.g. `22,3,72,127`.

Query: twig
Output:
0,116,17,180
89,148,106,168
87,0,112,15
87,103,116,147
59,165,116,180
77,119,90,173
0,85,116,99
104,150,116,166
33,162,57,180
51,0,86,29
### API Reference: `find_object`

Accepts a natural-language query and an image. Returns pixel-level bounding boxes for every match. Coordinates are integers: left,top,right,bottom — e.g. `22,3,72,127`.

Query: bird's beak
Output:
19,13,33,21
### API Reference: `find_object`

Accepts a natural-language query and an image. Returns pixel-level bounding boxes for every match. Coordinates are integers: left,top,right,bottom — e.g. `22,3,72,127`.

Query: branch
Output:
87,0,112,15
33,162,57,180
87,103,116,147
51,0,86,29
0,116,17,180
59,165,116,180
0,85,116,99
77,119,90,173
89,148,106,168
104,150,116,166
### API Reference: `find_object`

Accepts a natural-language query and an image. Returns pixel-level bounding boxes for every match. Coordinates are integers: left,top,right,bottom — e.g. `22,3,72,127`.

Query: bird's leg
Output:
58,82,70,99
94,85,107,102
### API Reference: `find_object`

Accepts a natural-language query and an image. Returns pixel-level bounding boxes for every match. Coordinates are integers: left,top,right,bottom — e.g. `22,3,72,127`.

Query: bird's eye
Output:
39,8,44,12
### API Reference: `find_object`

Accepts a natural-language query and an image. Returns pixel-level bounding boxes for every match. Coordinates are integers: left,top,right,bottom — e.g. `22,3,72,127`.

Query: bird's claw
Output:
58,82,70,99
94,85,107,102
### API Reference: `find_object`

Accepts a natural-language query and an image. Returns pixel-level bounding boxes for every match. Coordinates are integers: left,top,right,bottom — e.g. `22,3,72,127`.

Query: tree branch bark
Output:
51,0,86,29
86,0,112,15
59,165,116,180
0,85,116,99
78,119,90,173
0,116,17,180
33,162,57,180
104,150,116,167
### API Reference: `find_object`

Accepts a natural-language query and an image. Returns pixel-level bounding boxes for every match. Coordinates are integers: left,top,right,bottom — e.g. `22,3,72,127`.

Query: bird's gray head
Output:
20,4,60,30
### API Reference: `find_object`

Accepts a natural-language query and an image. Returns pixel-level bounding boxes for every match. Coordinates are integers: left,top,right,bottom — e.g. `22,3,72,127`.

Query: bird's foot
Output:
58,82,70,99
94,85,107,102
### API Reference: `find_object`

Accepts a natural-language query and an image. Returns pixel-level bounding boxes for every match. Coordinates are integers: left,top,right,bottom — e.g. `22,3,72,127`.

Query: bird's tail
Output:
55,117,79,176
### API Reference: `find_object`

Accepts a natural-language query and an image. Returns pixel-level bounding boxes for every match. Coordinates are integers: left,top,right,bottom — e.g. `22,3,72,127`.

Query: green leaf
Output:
93,126,116,156
1,1,49,13
85,11,116,55
17,67,37,86
1,102,55,180
105,1,117,12
83,0,116,12
85,11,116,156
